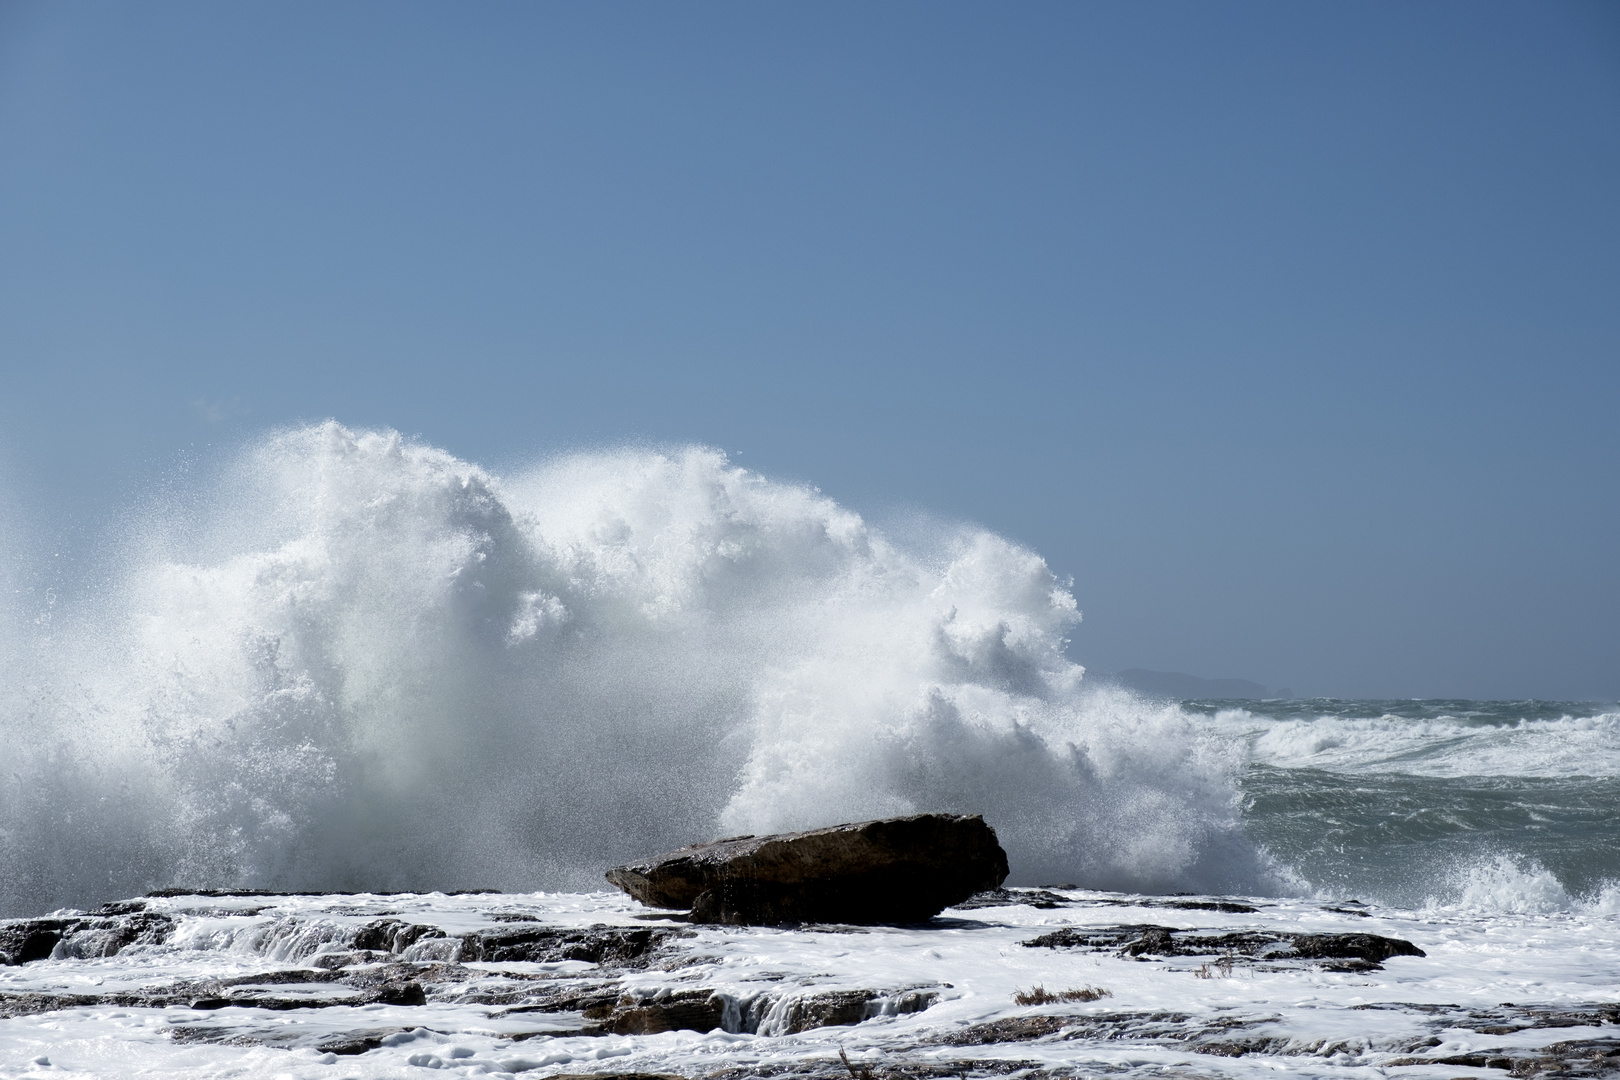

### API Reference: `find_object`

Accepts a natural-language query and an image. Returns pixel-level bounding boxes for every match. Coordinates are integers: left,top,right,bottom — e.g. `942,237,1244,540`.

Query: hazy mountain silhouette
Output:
1099,669,1278,699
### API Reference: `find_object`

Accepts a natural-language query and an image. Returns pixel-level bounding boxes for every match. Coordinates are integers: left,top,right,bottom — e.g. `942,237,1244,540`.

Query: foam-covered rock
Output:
605,813,1009,925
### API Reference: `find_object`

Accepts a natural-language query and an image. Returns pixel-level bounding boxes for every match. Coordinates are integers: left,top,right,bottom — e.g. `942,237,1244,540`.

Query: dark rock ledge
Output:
952,890,1263,914
1365,1002,1620,1078
582,986,941,1037
0,909,174,964
951,888,1073,910
0,905,676,972
1385,1037,1620,1078
1022,923,1426,972
0,909,682,1021
931,1002,1620,1076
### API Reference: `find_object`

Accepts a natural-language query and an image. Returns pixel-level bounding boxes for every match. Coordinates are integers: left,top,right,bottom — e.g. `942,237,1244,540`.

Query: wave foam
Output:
1209,708,1620,779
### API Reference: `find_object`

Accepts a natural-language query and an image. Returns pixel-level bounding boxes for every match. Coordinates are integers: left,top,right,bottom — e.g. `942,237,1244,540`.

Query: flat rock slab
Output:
605,814,1010,925
1021,924,1426,971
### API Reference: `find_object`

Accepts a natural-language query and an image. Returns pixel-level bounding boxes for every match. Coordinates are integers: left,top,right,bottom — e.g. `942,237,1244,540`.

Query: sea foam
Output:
0,423,1271,915
1210,706,1620,779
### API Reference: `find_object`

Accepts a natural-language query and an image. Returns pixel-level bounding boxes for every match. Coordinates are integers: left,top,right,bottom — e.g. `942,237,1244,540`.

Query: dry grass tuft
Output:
1013,985,1112,1006
838,1047,877,1080
1193,952,1237,979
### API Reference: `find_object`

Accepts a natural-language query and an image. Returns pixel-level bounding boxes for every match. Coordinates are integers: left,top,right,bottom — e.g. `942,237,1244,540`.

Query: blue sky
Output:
1,1,1616,698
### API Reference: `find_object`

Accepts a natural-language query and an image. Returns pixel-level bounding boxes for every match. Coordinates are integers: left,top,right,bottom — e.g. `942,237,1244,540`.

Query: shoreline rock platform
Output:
1,886,1615,1078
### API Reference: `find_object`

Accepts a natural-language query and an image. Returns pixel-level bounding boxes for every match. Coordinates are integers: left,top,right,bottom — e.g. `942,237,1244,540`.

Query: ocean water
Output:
1208,699,1620,912
1,423,1616,1077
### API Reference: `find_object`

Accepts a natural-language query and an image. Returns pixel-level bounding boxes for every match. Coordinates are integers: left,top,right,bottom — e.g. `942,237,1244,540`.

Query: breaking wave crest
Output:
1204,705,1620,779
1423,855,1620,916
0,423,1272,915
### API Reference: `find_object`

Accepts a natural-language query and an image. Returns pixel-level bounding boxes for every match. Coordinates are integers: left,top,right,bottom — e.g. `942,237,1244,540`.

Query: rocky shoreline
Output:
3,885,1617,1078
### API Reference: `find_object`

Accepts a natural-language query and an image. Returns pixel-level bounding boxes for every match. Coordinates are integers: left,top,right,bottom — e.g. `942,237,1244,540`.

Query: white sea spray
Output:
0,423,1271,914
1418,855,1620,916
1428,855,1574,915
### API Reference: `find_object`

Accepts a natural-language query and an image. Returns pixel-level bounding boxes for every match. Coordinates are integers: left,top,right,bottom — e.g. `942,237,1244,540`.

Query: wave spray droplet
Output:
0,423,1274,915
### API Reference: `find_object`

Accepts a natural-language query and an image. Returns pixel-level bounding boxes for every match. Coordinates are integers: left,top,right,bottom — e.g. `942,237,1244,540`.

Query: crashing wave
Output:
0,422,1272,915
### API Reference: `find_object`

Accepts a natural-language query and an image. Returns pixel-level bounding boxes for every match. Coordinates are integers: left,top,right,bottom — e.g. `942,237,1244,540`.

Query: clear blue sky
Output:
2,1,1616,698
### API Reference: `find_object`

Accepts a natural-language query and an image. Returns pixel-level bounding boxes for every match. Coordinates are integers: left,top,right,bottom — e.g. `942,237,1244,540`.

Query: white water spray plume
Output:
0,423,1272,916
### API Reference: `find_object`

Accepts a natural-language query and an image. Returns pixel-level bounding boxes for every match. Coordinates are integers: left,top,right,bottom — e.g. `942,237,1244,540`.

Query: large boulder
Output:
605,814,1009,925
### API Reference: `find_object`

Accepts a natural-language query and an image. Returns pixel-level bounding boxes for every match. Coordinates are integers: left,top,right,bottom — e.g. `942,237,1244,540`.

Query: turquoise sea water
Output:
1189,699,1620,909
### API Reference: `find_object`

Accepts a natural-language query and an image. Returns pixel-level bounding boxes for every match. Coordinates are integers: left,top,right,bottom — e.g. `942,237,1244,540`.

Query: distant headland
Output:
1094,669,1291,700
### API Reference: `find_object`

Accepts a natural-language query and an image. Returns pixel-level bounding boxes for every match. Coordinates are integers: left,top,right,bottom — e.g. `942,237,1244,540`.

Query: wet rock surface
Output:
933,1002,1620,1077
606,813,1009,925
459,923,672,965
0,908,174,965
1022,923,1426,971
1064,896,1262,915
700,1061,1048,1080
940,1014,1073,1045
0,895,945,1050
953,888,1073,910
576,986,944,1038
0,904,678,1021
1145,898,1260,914
1363,1004,1620,1078
1392,1037,1620,1078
